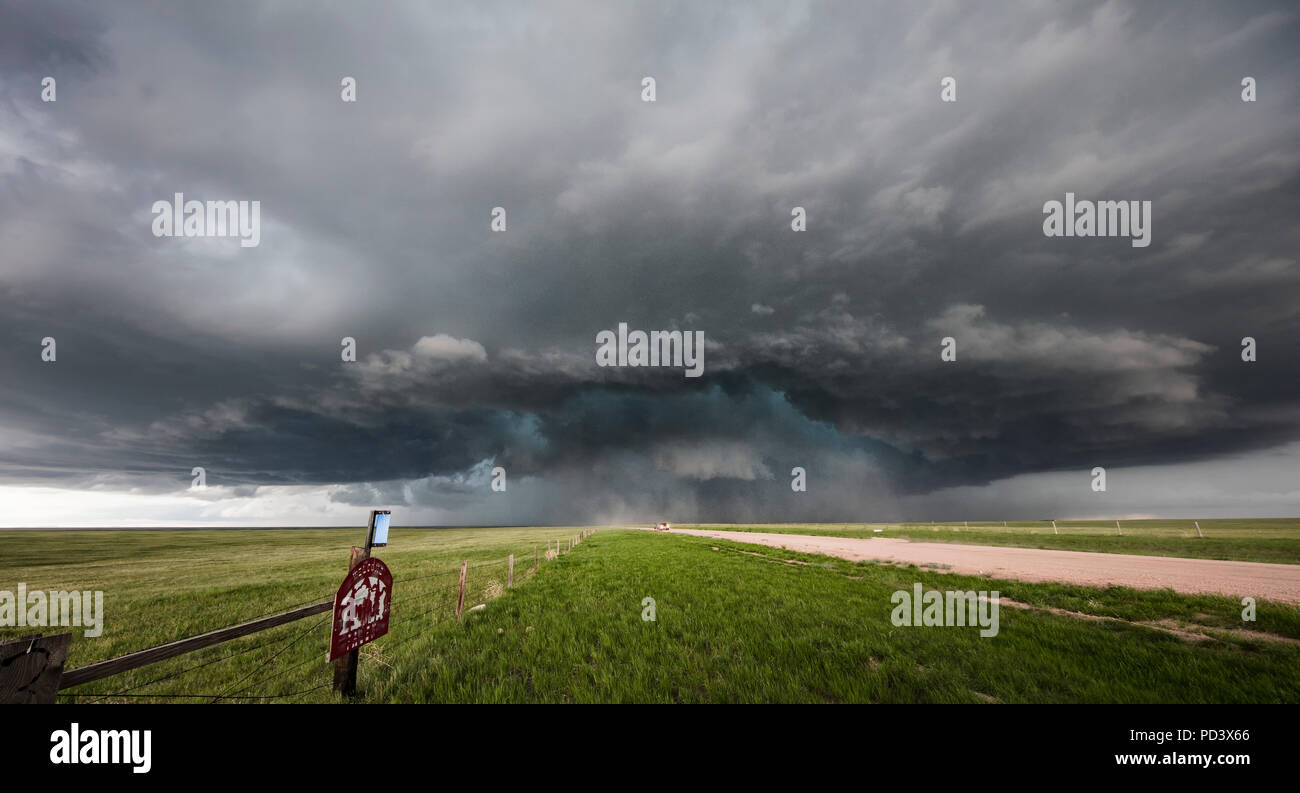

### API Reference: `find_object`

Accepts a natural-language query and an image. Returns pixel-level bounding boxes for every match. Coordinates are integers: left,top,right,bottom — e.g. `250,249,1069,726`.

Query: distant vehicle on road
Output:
654,522,671,531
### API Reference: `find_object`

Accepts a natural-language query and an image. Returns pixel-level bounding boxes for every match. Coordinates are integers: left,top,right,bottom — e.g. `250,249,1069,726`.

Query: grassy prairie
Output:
373,530,1300,703
680,519,1300,564
3,527,1298,703
0,526,588,702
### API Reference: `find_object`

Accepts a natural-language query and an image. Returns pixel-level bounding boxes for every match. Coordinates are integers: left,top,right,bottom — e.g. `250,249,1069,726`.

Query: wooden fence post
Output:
456,562,467,618
0,633,72,704
1195,520,1203,538
508,554,514,588
1052,519,1058,535
534,545,538,573
1116,519,1122,536
333,545,369,696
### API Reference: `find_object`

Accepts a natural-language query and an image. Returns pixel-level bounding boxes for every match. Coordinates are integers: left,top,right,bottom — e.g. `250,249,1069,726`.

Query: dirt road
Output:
658,528,1300,603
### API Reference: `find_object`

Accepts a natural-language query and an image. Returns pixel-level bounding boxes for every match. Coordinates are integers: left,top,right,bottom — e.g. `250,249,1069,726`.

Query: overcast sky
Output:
1,1,1297,526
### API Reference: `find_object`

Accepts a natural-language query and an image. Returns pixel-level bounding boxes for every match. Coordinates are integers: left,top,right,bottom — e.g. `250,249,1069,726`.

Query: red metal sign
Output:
328,556,392,661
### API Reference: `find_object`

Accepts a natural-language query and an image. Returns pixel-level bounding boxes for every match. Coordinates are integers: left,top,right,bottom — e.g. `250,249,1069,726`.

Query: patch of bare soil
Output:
999,598,1298,646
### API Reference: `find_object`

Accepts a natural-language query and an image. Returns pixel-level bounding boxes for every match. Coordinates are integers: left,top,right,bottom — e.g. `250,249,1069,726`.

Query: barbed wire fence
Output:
32,529,600,704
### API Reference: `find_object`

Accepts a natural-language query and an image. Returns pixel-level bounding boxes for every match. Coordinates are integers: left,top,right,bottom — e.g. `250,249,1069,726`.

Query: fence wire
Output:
49,534,598,703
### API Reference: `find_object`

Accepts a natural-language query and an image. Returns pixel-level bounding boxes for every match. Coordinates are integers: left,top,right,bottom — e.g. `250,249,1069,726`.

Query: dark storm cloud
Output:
0,0,107,75
1,0,1297,521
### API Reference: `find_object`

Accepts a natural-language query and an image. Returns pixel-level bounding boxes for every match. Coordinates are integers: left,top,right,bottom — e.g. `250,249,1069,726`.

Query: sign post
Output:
329,555,393,694
0,633,72,704
331,510,394,696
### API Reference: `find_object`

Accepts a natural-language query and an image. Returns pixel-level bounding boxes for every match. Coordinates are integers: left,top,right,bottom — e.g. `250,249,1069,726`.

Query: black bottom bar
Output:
1,704,1286,782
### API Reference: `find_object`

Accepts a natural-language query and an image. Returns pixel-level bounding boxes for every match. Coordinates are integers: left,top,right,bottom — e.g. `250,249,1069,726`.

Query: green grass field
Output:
0,526,584,703
681,519,1300,564
2,526,1298,703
